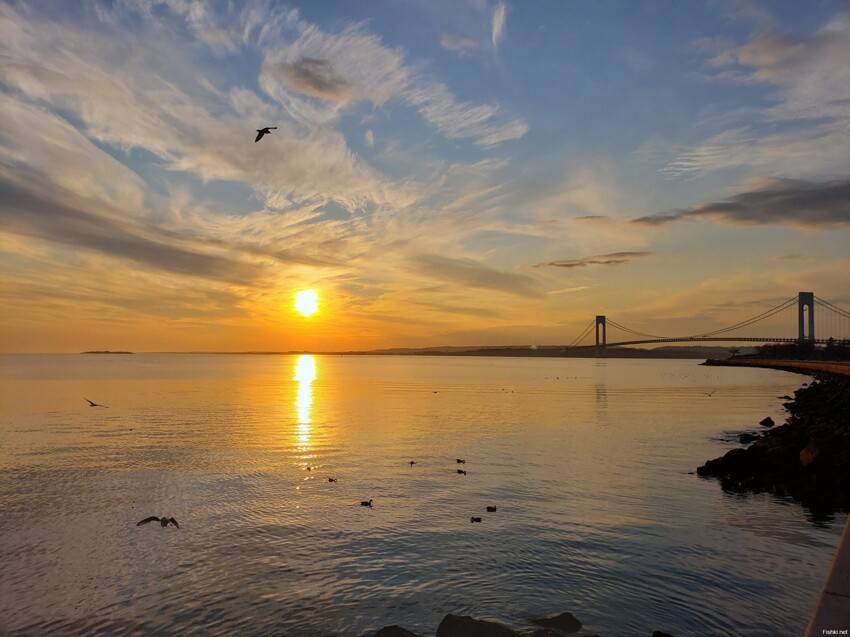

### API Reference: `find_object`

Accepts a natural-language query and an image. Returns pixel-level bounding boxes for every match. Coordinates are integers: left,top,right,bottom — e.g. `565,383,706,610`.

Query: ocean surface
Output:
0,353,845,636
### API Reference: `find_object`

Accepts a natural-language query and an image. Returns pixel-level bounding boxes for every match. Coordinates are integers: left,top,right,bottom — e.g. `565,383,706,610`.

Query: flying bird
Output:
255,126,277,142
84,398,108,408
137,516,179,528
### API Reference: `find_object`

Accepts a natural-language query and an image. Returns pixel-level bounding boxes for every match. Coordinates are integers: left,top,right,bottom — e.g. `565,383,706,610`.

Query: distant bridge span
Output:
606,336,837,347
566,292,850,355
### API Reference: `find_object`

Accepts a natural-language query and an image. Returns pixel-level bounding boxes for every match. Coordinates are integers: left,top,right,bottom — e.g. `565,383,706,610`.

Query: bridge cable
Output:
567,320,596,347
815,296,850,320
605,296,798,341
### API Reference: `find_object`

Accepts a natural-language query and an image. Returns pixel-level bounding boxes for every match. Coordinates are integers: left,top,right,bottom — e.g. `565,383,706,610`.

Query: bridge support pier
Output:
595,315,606,358
798,292,815,344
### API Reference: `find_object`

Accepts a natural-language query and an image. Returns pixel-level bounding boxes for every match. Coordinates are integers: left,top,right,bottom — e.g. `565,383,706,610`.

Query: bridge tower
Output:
798,292,815,343
595,315,606,357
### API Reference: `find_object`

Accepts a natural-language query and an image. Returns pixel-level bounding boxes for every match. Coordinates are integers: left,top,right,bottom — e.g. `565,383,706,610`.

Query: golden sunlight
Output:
294,354,316,427
294,289,319,317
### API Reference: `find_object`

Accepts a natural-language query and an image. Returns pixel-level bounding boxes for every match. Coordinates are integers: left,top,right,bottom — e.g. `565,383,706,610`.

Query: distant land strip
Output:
78,345,747,359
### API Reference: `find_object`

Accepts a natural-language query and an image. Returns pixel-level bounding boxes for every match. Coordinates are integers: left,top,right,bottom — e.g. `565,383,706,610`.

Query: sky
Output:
1,0,848,353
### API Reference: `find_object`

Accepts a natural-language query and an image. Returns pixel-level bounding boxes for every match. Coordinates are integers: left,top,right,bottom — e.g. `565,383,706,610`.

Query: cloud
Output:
634,178,850,228
364,128,375,147
271,56,353,101
440,34,476,55
492,2,507,51
0,177,266,285
407,254,540,297
534,252,653,269
663,10,850,179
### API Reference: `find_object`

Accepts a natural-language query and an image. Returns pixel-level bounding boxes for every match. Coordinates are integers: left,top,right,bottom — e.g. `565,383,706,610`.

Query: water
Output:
0,354,844,636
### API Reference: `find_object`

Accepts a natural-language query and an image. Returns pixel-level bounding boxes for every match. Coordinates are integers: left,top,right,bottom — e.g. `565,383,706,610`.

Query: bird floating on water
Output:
328,478,337,483
137,516,179,528
486,506,497,512
84,398,108,408
456,458,466,464
470,517,482,523
360,499,373,507
254,126,277,142
409,460,416,466
704,391,716,397
457,469,467,475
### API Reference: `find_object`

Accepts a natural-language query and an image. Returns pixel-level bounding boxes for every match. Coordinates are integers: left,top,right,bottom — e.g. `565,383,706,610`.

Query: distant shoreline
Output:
74,345,743,360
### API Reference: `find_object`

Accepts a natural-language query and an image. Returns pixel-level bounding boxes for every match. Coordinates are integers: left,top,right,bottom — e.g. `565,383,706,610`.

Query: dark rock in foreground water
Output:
374,626,419,637
652,632,676,637
435,614,520,637
531,611,583,632
760,416,775,427
698,375,850,519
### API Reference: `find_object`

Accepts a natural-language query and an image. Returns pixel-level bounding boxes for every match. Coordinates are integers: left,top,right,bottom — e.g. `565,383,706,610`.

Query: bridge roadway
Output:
605,336,839,347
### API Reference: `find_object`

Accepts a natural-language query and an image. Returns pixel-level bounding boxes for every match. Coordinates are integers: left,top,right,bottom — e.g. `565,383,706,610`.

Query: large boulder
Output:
531,611,583,633
374,626,418,637
435,614,520,637
759,416,775,428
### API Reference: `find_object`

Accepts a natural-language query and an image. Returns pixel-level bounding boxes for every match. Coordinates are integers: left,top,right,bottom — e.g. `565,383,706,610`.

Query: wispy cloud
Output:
534,252,652,269
407,254,540,297
492,2,507,51
440,34,476,55
634,178,850,228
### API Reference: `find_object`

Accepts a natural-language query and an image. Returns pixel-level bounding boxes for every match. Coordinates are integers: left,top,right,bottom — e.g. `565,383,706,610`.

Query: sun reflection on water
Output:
294,355,316,446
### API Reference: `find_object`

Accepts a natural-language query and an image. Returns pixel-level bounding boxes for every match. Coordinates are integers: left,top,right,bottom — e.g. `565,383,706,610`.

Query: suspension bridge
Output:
567,292,850,354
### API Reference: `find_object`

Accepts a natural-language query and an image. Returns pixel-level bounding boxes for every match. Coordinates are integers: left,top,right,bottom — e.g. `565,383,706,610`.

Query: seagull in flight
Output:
84,398,108,408
255,126,277,142
137,516,179,528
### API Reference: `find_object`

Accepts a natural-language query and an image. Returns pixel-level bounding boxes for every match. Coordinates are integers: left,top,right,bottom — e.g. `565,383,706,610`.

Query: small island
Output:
81,351,134,354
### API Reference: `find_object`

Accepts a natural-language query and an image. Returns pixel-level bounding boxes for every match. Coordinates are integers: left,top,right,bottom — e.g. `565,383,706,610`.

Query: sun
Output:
294,289,319,317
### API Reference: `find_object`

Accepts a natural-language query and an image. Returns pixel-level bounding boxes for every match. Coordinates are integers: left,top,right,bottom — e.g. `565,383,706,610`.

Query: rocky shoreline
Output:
697,372,850,520
369,612,674,637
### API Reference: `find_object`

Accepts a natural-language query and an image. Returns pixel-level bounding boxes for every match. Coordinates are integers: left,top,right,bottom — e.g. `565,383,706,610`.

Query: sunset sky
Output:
1,0,848,352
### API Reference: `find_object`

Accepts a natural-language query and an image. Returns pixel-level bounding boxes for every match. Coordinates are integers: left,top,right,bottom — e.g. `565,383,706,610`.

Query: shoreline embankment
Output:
703,357,850,377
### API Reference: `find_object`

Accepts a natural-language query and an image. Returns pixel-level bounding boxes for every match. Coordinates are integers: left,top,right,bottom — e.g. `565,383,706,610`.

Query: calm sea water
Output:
0,354,845,636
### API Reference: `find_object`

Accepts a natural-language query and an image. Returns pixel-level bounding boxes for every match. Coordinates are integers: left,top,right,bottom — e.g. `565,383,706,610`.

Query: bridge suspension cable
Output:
690,296,797,338
567,319,595,347
815,296,850,320
605,296,798,341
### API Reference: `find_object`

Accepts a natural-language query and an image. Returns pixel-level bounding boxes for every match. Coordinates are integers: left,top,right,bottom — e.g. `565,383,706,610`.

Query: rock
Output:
800,440,820,467
739,432,759,443
374,627,418,637
528,630,561,637
759,416,775,428
652,632,676,637
436,614,520,637
531,611,583,633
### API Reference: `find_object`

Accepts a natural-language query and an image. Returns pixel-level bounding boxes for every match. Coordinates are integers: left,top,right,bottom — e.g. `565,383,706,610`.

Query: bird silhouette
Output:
704,391,716,397
255,126,277,142
360,499,373,507
456,458,466,464
137,516,179,528
457,469,467,475
84,398,108,408
486,506,497,512
470,517,482,523
409,461,416,466
328,478,337,483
